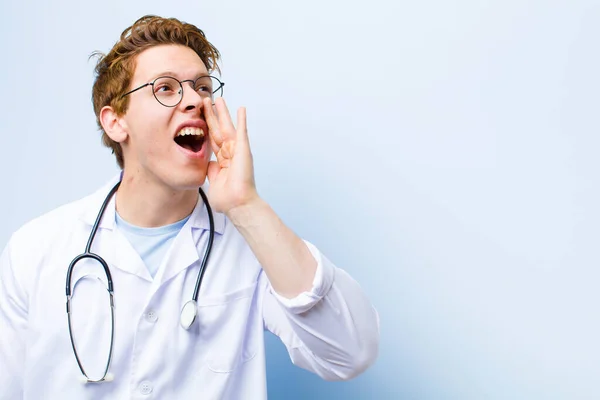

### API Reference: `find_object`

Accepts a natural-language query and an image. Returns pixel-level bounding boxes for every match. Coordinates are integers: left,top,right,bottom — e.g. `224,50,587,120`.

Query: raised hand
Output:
202,97,259,215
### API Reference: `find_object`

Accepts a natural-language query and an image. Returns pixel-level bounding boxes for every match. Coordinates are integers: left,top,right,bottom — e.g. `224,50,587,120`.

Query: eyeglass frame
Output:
120,75,225,107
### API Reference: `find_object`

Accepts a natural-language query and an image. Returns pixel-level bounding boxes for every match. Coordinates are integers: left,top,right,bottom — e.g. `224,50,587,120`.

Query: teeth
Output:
177,127,205,137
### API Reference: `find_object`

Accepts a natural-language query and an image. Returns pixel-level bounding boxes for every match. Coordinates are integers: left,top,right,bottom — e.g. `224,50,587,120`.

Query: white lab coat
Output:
0,175,380,399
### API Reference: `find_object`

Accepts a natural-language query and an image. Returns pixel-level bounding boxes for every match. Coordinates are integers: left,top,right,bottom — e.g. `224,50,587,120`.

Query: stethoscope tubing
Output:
65,180,214,382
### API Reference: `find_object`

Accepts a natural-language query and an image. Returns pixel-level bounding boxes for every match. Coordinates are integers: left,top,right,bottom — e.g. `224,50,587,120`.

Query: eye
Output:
153,77,180,94
194,77,214,94
155,83,176,93
196,85,211,93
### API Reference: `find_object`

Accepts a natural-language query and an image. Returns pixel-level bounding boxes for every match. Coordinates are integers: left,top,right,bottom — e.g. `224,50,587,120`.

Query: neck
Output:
115,171,199,228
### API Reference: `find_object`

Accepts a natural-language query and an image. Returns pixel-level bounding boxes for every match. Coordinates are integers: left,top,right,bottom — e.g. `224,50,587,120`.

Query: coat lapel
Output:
156,193,226,287
78,176,226,286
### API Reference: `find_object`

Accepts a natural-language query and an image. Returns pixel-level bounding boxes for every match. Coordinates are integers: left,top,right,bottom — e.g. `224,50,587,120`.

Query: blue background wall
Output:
1,0,598,398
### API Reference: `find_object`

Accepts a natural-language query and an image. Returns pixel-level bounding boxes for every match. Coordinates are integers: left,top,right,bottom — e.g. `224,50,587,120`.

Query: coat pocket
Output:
196,284,259,373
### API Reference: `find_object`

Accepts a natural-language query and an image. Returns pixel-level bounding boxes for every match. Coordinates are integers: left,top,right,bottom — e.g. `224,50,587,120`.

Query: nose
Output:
179,80,204,112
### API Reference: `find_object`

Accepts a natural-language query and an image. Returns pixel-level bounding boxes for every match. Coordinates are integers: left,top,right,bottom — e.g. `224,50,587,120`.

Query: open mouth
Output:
174,127,205,153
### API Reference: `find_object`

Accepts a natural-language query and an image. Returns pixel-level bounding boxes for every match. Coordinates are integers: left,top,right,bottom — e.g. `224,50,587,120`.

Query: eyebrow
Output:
146,70,210,82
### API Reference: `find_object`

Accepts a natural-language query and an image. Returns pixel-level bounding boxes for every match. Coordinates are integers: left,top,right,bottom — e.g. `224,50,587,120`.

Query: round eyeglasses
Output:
120,75,225,107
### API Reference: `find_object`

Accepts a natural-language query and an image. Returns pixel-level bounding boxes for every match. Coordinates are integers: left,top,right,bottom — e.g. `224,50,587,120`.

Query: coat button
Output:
145,310,158,323
139,380,153,395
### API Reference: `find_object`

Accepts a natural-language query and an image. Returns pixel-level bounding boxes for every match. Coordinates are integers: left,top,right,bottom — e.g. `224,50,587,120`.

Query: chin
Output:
171,173,208,191
156,164,208,191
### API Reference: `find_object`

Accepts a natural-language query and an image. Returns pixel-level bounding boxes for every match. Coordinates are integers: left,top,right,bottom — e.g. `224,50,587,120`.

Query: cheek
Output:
142,132,172,163
126,105,174,156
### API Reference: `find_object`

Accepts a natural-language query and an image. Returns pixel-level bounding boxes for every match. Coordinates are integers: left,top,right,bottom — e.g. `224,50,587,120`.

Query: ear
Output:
100,105,128,143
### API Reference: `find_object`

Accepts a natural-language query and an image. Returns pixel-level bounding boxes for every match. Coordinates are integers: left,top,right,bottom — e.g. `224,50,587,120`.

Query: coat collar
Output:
80,173,226,234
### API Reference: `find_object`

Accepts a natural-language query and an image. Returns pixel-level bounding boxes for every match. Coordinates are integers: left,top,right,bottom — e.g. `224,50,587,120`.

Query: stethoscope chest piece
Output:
180,300,198,330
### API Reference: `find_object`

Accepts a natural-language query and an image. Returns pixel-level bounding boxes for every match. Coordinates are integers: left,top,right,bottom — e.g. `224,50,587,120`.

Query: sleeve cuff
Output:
269,240,335,314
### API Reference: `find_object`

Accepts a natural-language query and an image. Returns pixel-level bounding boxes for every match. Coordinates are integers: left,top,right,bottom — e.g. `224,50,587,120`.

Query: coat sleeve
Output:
261,240,380,381
0,237,28,398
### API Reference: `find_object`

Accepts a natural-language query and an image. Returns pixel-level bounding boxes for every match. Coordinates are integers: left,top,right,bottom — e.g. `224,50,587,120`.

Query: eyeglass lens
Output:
153,76,223,107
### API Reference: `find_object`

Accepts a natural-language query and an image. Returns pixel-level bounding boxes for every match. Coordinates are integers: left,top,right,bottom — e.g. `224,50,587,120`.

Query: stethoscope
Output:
65,180,215,383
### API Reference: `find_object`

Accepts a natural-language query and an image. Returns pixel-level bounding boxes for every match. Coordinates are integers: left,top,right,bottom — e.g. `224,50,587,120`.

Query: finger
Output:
217,141,234,167
214,98,237,139
236,107,250,150
203,98,223,149
212,104,218,121
209,136,220,157
216,151,231,168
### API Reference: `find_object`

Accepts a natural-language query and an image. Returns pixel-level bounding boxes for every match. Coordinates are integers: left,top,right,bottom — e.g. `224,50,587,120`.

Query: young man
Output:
0,15,379,399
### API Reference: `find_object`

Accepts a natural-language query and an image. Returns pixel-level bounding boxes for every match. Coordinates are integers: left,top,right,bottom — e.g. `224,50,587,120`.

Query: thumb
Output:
207,161,220,184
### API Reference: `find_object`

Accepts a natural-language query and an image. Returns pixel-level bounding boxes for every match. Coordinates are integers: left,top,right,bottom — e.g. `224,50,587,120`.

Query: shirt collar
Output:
80,173,226,234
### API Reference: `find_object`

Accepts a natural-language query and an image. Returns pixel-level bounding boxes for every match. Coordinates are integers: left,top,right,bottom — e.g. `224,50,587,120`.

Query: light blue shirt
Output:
115,212,191,278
